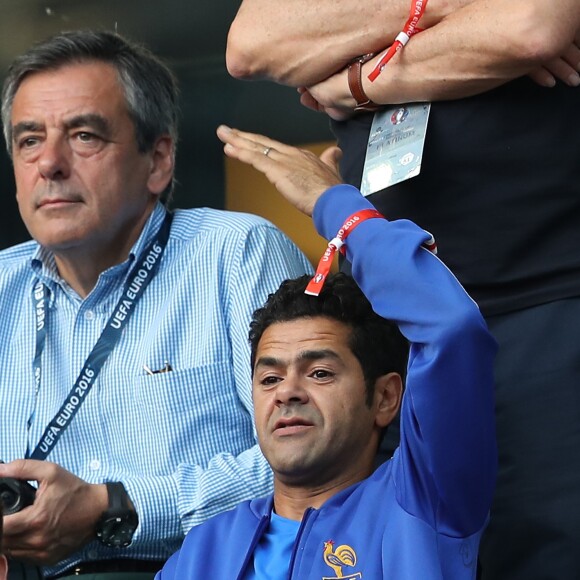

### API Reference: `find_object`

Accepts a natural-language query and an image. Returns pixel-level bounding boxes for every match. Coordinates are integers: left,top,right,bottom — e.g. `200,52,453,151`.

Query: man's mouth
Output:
38,198,77,208
273,417,314,435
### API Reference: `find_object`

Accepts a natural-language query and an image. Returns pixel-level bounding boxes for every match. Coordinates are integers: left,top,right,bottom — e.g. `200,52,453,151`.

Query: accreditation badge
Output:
360,102,431,196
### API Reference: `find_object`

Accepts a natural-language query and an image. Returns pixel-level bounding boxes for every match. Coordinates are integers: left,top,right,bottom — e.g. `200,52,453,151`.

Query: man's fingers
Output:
217,125,290,159
0,458,48,483
528,67,556,87
544,54,580,86
531,43,580,88
299,89,323,113
566,40,580,71
216,125,343,217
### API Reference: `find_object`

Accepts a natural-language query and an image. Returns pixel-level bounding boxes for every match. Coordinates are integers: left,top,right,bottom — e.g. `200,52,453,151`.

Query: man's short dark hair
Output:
249,273,409,406
1,30,179,199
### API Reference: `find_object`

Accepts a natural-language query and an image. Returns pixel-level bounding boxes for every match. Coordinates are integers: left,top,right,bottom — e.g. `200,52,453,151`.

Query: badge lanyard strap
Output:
28,211,173,461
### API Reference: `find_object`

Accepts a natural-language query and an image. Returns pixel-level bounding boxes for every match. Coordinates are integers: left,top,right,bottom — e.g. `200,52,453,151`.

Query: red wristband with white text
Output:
368,0,428,81
305,209,384,296
305,208,438,297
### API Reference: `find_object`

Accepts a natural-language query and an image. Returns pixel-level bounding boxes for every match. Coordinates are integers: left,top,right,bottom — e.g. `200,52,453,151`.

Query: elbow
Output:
226,25,263,80
226,48,257,81
226,22,304,85
440,302,497,362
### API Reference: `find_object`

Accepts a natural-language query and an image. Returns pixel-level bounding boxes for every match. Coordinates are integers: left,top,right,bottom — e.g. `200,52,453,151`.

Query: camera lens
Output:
0,480,23,515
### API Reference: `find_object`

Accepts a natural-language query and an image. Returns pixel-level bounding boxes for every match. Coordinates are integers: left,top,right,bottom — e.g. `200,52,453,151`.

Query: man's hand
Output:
528,35,580,87
217,125,343,216
0,460,108,565
300,34,580,121
298,73,357,121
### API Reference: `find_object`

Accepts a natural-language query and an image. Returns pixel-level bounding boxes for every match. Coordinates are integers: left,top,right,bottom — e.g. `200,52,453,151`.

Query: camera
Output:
0,477,36,515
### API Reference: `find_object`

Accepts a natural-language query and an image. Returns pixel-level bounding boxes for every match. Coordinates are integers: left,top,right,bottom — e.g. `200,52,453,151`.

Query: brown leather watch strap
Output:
347,53,381,112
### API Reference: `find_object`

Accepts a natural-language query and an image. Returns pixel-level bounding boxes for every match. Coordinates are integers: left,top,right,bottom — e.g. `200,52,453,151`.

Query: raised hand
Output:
217,125,343,216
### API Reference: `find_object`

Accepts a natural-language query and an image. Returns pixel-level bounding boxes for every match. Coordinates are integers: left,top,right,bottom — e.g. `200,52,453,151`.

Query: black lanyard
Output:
29,211,173,461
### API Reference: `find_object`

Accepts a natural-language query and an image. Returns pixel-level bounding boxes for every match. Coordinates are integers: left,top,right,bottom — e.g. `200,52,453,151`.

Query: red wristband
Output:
305,209,438,297
305,209,384,296
368,0,428,82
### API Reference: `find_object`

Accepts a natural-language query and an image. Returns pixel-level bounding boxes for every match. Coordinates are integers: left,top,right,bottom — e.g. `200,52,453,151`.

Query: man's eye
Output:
76,132,97,143
261,375,281,386
19,137,39,149
311,370,333,379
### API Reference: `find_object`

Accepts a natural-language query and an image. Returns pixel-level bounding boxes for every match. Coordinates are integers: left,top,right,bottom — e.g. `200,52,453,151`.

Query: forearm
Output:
363,0,580,103
227,0,473,85
313,185,497,534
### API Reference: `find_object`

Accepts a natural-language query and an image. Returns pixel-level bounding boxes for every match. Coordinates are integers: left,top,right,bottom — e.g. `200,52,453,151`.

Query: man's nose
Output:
37,136,71,180
275,374,309,407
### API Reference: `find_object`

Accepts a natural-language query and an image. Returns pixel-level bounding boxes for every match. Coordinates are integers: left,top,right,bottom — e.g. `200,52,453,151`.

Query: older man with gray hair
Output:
0,30,311,580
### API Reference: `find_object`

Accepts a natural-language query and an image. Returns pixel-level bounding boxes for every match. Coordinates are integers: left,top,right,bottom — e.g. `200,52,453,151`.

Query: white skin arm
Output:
300,0,580,120
226,0,474,86
228,0,579,120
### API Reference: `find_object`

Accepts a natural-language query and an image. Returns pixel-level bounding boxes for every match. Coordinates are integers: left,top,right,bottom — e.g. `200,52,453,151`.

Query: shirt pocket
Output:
121,362,254,468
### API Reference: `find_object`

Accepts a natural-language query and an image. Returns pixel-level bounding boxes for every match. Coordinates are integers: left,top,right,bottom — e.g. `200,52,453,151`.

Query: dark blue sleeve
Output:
313,185,497,536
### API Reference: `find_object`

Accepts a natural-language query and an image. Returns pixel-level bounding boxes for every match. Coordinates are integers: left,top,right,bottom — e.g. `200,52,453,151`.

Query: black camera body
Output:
0,477,36,515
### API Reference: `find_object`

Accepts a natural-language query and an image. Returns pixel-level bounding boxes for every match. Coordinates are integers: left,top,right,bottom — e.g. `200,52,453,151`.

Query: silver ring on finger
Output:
263,146,272,157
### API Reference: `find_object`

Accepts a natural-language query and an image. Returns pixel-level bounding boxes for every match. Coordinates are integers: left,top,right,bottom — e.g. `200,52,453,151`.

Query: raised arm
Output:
226,0,473,86
216,125,497,534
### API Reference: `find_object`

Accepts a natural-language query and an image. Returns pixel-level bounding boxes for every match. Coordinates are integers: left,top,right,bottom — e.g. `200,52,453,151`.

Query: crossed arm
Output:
227,0,474,85
228,0,580,118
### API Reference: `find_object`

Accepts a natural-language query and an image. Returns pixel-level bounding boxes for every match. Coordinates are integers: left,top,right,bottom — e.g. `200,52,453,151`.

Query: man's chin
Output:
270,454,322,483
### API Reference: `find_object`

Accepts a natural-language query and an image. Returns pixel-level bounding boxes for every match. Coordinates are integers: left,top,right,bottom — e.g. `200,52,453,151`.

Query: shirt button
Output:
89,459,101,471
87,550,99,559
84,310,95,321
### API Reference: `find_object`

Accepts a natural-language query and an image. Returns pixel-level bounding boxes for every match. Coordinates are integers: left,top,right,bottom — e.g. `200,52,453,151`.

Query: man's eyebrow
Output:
12,114,112,144
12,121,43,143
254,349,340,370
297,349,341,363
65,114,111,137
254,356,283,370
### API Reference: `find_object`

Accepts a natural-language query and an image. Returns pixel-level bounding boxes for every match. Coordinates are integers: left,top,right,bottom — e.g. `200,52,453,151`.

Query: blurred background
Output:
0,0,335,262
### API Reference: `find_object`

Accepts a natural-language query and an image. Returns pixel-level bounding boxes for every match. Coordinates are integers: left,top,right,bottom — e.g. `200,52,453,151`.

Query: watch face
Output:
97,514,137,548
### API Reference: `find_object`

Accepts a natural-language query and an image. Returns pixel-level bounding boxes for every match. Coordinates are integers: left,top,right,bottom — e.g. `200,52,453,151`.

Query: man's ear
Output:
0,554,7,580
374,372,402,429
147,135,174,196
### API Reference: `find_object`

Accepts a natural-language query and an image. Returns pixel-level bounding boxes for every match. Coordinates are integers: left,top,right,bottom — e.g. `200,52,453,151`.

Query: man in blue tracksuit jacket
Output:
155,126,497,579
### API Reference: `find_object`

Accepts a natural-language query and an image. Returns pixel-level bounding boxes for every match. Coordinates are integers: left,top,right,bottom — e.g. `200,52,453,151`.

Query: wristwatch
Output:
347,53,382,112
95,482,138,548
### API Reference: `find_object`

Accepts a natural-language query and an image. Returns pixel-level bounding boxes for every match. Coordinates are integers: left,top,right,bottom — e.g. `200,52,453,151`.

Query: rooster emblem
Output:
323,540,358,578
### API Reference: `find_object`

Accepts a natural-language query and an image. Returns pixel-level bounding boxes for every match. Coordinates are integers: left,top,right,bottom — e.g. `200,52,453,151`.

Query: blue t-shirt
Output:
245,512,300,580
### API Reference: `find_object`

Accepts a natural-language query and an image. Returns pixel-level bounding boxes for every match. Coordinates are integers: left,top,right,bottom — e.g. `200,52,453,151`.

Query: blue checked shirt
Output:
0,202,312,576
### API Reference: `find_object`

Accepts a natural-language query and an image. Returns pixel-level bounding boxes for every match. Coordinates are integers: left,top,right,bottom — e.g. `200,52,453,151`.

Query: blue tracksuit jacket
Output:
156,184,497,579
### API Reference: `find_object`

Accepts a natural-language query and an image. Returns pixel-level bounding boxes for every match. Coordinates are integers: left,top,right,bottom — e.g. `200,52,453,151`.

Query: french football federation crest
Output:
322,539,362,579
